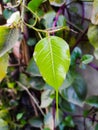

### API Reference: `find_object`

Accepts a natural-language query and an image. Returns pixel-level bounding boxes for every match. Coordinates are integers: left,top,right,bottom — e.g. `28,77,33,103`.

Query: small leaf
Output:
43,11,66,29
3,9,13,19
64,116,74,127
85,95,98,108
7,11,20,25
49,0,65,6
44,113,54,130
28,0,43,12
71,47,82,65
43,11,56,28
34,36,70,90
60,99,76,113
27,58,40,77
40,89,54,108
16,113,24,121
29,77,45,90
28,117,43,128
81,54,93,64
0,54,9,82
0,118,9,130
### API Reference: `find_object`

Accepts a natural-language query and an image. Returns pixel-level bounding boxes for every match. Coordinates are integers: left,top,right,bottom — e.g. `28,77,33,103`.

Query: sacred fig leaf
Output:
0,54,9,82
34,36,70,117
33,36,70,90
0,26,20,57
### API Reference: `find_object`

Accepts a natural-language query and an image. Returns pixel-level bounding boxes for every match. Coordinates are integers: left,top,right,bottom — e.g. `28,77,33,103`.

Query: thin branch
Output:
16,81,45,116
71,28,88,52
21,0,26,32
73,114,98,123
89,63,98,71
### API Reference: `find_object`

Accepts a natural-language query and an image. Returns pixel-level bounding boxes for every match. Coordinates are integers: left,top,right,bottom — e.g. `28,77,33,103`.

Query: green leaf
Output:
0,118,9,130
0,26,19,57
43,11,56,28
81,54,93,64
33,36,70,90
0,26,10,51
64,116,74,127
0,54,9,82
59,99,76,113
40,89,54,108
28,0,43,12
3,9,13,19
85,96,98,108
27,58,41,77
34,36,70,117
28,117,43,128
49,0,65,6
16,113,24,121
43,11,66,29
87,25,98,59
44,113,54,130
60,74,87,106
29,77,45,90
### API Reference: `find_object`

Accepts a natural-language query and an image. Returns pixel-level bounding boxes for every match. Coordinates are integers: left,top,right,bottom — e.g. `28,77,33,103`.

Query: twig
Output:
52,4,65,35
21,0,26,32
16,81,45,116
30,96,39,116
89,63,98,71
71,28,88,52
73,115,98,123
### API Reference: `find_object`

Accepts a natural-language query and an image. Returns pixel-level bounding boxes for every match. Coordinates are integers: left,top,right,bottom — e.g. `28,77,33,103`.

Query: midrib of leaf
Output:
48,37,59,118
48,37,56,88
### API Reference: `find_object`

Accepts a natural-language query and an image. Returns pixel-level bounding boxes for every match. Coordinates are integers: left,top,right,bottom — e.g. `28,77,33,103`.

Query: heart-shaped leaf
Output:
34,36,70,117
33,36,70,90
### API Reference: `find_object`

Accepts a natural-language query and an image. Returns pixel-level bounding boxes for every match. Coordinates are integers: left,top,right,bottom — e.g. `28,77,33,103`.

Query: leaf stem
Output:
56,89,59,120
25,21,70,34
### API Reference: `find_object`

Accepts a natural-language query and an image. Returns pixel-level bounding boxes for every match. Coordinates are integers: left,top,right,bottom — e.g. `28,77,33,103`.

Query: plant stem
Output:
89,63,98,71
21,0,26,32
71,28,88,52
52,4,65,35
16,81,45,117
73,114,98,123
25,21,70,34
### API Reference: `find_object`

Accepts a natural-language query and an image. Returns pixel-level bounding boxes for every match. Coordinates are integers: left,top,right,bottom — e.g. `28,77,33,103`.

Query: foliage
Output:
0,0,98,130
